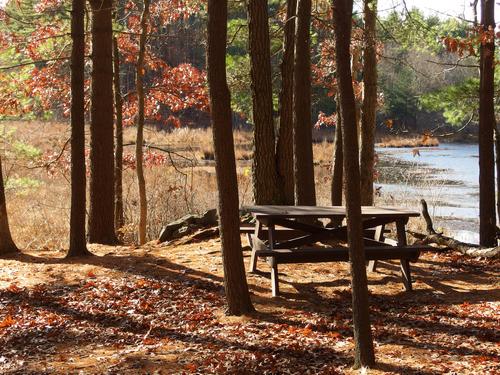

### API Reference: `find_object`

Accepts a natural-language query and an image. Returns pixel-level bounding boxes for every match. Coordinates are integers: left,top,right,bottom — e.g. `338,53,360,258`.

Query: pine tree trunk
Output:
331,99,343,207
113,37,124,232
495,126,500,223
67,0,91,257
88,0,118,245
0,157,17,255
248,0,281,205
207,0,254,315
136,0,149,245
333,0,375,368
478,0,496,247
294,0,316,206
360,0,377,206
276,0,297,205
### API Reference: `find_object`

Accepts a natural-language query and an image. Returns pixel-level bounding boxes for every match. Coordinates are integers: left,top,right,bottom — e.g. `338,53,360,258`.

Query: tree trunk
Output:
495,126,500,223
207,0,254,315
478,0,496,247
276,0,297,205
88,0,118,245
331,99,343,207
294,0,316,206
248,0,282,205
136,0,149,245
0,157,17,255
67,0,92,257
113,37,124,232
333,0,375,368
360,0,377,206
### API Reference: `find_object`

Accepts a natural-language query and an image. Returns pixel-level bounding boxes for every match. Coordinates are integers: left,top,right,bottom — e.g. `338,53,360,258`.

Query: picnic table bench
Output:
242,205,433,297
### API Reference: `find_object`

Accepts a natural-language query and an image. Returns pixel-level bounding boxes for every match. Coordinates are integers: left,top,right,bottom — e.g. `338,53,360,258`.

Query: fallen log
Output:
408,199,500,258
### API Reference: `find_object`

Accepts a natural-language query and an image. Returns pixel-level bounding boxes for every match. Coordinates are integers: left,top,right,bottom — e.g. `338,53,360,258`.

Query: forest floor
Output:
0,236,498,374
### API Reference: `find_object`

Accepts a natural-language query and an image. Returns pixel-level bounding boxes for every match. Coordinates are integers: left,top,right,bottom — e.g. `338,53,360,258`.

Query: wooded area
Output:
0,0,498,373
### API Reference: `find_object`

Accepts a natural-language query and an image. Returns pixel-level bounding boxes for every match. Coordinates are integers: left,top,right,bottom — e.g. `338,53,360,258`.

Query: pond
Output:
376,143,482,244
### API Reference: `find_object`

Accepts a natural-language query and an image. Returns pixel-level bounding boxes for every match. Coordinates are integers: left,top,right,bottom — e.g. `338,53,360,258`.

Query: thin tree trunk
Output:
0,157,17,255
331,99,343,207
478,0,496,247
360,0,377,206
294,0,316,206
333,0,375,368
207,0,254,315
329,109,344,228
88,0,118,245
248,0,282,205
113,37,124,231
136,0,149,245
68,0,91,257
276,0,297,205
495,126,500,224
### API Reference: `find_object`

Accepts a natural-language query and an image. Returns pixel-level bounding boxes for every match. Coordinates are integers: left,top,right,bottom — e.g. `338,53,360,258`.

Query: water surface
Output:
376,143,481,244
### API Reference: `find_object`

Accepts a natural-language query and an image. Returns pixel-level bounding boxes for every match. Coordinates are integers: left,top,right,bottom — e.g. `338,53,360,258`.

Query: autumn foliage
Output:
0,0,208,127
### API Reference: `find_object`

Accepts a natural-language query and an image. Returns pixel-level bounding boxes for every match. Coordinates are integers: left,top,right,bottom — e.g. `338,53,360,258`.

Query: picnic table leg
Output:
368,224,385,272
270,257,279,297
248,221,262,273
396,219,413,291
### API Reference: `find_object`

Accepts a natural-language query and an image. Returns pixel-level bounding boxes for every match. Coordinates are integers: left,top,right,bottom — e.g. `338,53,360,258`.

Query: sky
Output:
0,0,499,21
377,0,500,21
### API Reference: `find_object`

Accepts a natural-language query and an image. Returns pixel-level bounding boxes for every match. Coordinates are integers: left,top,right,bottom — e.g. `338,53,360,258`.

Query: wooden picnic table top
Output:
244,205,420,219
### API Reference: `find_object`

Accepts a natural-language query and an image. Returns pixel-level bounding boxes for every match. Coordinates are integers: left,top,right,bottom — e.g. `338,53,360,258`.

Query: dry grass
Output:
3,121,441,249
377,135,439,148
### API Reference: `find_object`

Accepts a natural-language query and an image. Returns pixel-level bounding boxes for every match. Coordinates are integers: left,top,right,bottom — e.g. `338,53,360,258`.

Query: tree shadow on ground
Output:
3,250,499,372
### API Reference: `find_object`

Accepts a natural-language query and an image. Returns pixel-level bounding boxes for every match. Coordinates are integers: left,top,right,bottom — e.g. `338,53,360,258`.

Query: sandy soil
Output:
0,235,498,374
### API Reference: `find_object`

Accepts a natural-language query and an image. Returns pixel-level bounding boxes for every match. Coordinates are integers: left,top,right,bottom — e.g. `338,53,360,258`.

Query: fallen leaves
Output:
0,247,498,374
0,316,15,329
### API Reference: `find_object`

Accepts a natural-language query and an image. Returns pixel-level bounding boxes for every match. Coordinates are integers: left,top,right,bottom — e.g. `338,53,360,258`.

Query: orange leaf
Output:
0,315,16,328
329,331,342,339
8,283,20,293
184,363,197,372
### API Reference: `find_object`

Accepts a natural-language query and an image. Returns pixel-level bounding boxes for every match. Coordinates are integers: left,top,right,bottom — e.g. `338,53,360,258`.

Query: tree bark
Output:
333,0,375,368
68,0,92,257
360,0,377,206
478,0,496,247
495,126,500,224
113,37,124,232
0,157,18,255
294,0,316,206
331,100,343,207
248,0,282,205
329,104,344,227
136,0,149,245
88,0,118,244
207,0,254,315
276,0,297,205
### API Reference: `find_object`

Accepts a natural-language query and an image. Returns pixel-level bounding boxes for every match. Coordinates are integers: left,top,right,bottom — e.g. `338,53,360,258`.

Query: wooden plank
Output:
248,220,264,273
273,216,400,249
244,205,420,219
270,257,279,297
400,259,413,291
395,218,413,291
368,225,385,272
255,245,428,263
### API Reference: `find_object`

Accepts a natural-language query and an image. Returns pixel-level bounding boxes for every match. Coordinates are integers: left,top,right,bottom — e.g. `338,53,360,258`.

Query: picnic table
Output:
242,205,432,296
